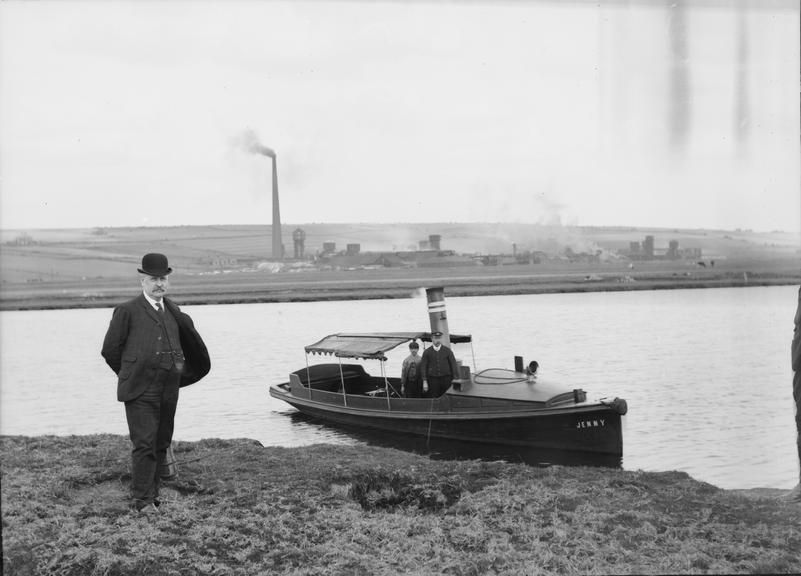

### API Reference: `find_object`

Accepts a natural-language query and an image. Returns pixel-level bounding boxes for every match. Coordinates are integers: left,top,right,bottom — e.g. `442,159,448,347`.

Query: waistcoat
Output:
158,306,183,369
427,348,451,377
407,356,420,382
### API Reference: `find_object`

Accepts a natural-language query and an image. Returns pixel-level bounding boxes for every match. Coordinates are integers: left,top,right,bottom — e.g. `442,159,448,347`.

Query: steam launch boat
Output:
269,288,628,455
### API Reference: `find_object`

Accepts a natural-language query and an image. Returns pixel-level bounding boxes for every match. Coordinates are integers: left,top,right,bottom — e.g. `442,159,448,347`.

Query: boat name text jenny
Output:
576,419,605,429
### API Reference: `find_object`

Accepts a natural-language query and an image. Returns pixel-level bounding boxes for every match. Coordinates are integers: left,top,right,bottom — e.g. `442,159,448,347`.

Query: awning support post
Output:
381,360,391,410
305,354,312,399
337,357,348,407
470,341,477,373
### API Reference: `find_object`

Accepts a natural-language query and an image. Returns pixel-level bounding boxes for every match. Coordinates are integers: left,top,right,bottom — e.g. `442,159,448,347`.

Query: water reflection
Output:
287,412,622,470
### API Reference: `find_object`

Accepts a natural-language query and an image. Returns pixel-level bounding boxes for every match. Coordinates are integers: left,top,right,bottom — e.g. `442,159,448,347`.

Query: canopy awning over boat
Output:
305,332,472,360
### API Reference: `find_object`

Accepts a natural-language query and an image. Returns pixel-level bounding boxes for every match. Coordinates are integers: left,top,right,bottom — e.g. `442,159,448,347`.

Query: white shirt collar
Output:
432,343,442,351
143,291,163,310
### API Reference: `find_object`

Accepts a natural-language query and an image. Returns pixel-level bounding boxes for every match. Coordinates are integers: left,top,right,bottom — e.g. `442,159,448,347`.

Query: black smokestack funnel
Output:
425,286,451,347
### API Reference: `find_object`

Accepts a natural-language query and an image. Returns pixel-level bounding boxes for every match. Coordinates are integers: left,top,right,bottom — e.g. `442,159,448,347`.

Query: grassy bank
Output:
2,435,800,575
2,260,800,311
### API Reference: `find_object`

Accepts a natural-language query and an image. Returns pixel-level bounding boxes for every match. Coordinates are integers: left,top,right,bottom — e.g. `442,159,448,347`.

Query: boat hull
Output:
270,383,623,455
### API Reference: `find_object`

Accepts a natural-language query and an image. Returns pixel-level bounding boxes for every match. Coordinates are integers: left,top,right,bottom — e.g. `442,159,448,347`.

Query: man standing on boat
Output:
420,331,459,398
789,285,801,501
400,340,423,398
101,253,210,515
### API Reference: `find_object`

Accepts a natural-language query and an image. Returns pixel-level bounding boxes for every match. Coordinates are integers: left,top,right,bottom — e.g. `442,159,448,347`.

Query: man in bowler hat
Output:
102,253,210,515
420,331,459,398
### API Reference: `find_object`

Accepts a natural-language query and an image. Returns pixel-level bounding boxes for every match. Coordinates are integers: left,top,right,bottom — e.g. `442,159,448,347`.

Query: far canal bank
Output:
1,262,799,310
2,434,800,575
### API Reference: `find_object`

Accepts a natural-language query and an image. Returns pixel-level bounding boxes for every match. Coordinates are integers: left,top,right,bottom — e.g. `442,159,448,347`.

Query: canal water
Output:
1,285,798,490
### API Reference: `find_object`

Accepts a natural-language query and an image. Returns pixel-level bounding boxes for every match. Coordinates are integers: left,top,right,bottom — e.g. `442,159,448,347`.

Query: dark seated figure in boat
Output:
420,331,459,398
292,364,404,397
526,360,539,383
400,340,423,398
292,364,369,394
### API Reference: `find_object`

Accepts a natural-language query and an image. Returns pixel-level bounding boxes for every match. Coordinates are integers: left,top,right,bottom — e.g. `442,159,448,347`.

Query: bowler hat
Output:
431,331,443,337
138,253,172,276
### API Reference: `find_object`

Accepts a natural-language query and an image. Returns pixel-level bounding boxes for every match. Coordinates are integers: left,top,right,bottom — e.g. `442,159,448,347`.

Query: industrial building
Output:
622,235,701,260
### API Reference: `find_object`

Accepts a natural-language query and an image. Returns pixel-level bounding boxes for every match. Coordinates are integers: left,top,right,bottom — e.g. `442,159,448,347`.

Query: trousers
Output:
795,370,801,480
404,378,423,398
426,375,452,398
124,365,181,508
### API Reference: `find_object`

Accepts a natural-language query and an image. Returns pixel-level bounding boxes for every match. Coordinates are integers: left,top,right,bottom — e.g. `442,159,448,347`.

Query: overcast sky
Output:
0,0,798,232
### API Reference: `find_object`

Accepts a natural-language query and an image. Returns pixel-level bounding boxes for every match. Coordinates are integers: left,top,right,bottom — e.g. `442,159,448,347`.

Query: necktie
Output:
156,302,164,315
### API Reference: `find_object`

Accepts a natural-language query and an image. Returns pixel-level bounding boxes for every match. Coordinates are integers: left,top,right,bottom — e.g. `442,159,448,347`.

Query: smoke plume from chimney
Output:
240,129,275,158
236,129,282,259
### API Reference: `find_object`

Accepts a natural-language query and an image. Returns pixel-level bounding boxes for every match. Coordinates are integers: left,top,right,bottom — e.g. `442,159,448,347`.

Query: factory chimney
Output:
293,228,306,259
270,155,282,259
243,130,282,260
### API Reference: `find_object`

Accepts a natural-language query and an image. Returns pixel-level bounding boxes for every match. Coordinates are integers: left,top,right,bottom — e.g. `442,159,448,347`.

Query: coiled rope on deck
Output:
472,368,529,385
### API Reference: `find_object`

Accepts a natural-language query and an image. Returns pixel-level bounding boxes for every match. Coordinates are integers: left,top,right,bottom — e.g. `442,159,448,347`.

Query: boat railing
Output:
545,389,587,407
292,363,368,394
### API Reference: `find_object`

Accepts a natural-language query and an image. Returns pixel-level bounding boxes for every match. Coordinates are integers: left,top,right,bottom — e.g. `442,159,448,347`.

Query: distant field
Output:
1,223,798,310
2,256,799,311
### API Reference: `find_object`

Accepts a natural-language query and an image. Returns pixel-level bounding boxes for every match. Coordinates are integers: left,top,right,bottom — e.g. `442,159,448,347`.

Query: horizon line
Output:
1,222,797,235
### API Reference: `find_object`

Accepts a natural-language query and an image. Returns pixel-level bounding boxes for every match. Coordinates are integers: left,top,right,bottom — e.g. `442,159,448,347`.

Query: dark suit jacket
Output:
420,344,458,381
101,294,210,402
793,286,801,372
